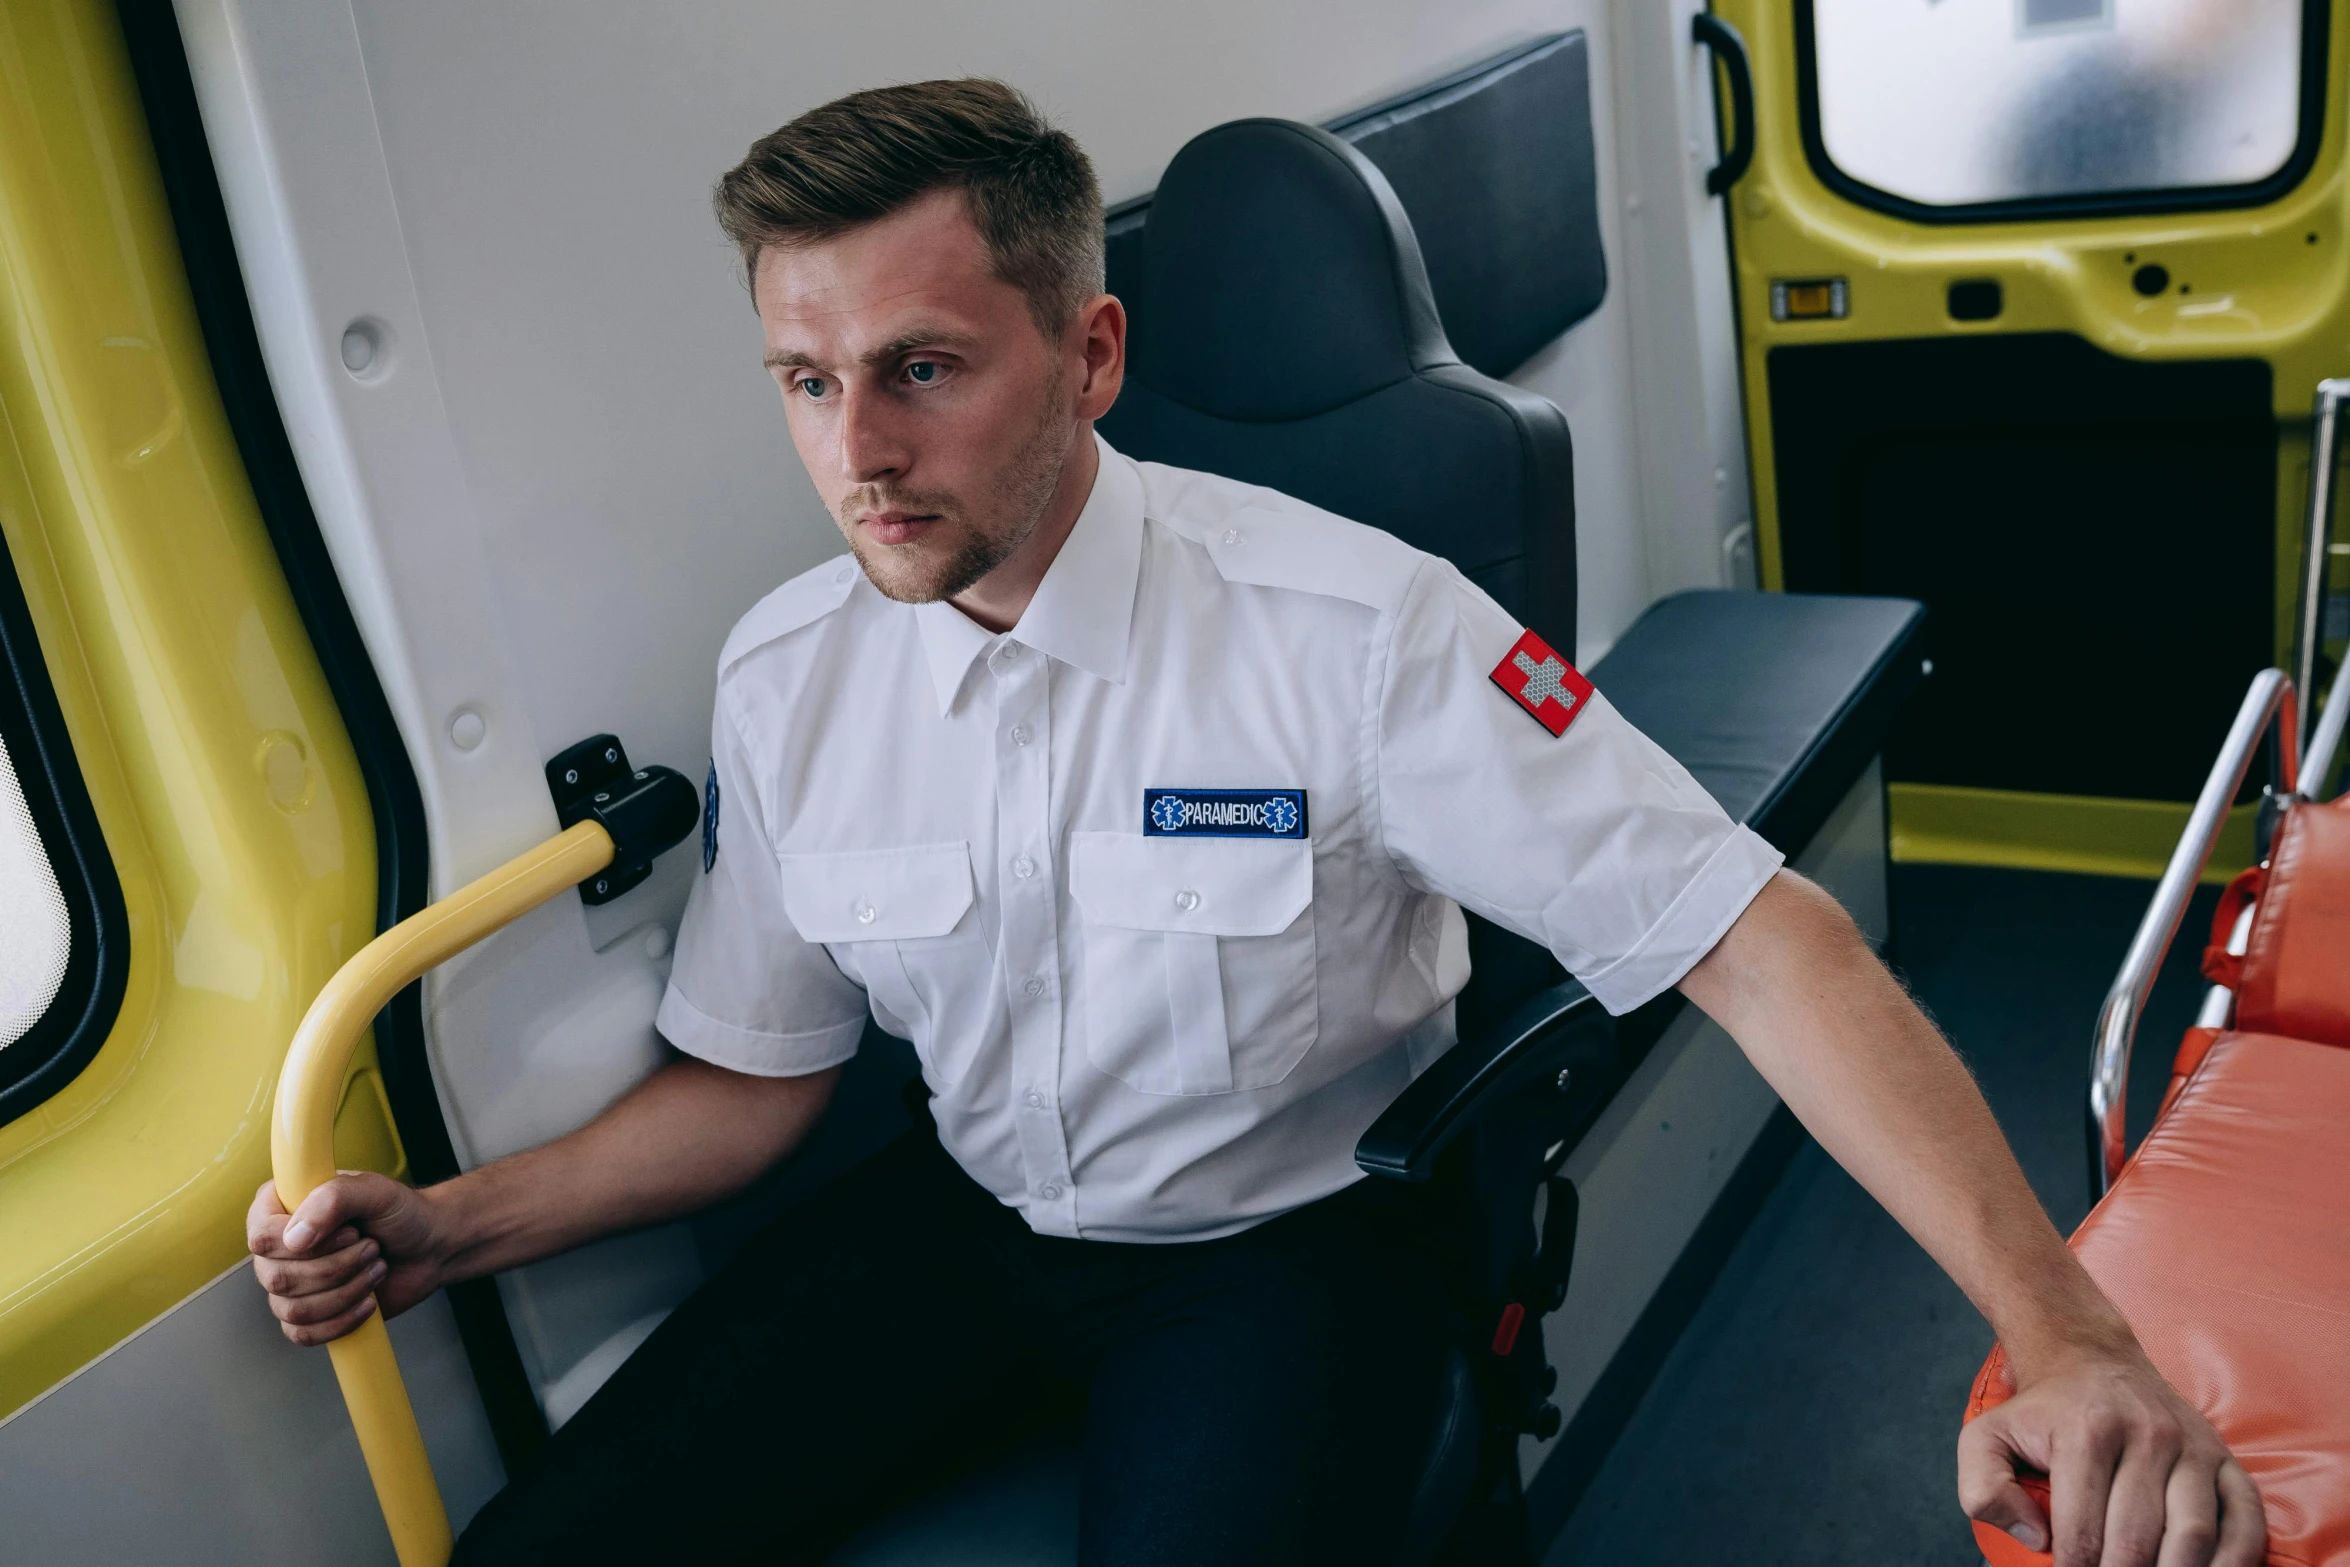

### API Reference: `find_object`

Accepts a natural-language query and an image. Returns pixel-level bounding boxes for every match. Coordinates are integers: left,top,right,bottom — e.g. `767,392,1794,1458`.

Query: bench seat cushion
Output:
1588,589,1923,856
2236,795,2350,1050
1964,1031,2350,1566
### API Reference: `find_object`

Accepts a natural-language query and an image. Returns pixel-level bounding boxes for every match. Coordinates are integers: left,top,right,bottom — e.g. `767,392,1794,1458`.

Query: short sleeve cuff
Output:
1565,825,1784,1015
654,984,867,1078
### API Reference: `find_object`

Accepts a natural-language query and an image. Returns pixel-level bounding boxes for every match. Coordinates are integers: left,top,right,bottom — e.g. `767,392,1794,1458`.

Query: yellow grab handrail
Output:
272,820,617,1567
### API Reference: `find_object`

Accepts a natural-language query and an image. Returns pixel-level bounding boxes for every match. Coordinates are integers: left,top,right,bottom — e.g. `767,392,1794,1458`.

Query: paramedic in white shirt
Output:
249,78,2263,1567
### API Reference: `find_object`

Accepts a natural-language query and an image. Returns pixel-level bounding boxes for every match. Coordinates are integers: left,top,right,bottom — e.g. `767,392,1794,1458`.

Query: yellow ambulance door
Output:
1709,0,2346,871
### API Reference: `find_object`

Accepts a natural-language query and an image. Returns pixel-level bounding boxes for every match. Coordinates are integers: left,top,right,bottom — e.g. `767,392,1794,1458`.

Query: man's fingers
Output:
2100,1443,2177,1567
1958,1417,2050,1554
270,1256,388,1328
249,1212,359,1261
246,1180,288,1247
283,1182,363,1253
276,1172,401,1255
277,1287,380,1348
2049,1423,2122,1567
253,1235,379,1300
2211,1463,2266,1567
2151,1458,2220,1567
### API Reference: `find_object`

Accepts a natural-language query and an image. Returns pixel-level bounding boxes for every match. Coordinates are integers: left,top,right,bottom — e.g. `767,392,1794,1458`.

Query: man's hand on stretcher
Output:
248,1057,840,1345
1680,870,2265,1567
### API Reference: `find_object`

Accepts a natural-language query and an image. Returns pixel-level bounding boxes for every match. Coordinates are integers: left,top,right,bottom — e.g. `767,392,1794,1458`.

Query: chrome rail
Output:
2088,670,2298,1200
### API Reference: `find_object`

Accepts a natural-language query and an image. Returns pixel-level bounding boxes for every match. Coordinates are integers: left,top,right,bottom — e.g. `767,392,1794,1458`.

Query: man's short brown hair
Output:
714,79,1104,337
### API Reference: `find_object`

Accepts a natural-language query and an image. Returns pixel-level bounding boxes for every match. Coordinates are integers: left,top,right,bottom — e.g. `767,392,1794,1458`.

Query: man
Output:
249,80,2262,1567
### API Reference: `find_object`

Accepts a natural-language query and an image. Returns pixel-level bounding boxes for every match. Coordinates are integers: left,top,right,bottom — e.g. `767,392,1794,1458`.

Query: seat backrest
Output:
2235,793,2350,1048
1323,32,1607,381
1104,33,1608,386
1097,119,1577,657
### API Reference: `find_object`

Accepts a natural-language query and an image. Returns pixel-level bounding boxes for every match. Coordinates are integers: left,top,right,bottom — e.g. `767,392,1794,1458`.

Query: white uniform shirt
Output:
656,436,1782,1243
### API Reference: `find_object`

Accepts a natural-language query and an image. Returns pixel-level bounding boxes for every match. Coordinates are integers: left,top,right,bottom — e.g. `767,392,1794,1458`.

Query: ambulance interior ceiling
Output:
175,0,1745,1422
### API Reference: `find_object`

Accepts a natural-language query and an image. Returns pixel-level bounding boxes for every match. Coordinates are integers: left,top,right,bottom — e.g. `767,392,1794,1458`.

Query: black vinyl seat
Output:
1101,117,1576,649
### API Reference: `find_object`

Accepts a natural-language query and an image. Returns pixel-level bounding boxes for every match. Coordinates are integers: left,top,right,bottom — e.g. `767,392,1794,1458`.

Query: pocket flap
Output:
1070,832,1311,937
778,843,974,943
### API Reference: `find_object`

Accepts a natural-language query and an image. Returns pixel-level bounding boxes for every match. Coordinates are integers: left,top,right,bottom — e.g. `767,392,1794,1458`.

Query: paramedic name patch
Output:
1144,788,1307,840
1490,629,1594,737
702,761,720,873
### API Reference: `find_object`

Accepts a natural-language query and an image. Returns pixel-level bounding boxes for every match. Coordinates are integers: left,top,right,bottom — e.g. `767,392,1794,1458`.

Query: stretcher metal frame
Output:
2093,380,2350,1199
2088,673,2298,1199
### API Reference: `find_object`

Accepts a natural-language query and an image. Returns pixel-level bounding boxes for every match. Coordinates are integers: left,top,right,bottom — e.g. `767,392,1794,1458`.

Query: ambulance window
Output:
1803,0,2322,218
0,738,70,1050
0,538,125,1123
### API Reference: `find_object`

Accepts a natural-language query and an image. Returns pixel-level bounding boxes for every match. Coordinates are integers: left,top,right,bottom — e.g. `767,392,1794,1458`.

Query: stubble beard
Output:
844,367,1073,606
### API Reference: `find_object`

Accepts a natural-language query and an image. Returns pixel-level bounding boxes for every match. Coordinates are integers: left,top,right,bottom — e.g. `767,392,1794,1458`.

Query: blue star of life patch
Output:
1143,788,1307,840
702,761,720,873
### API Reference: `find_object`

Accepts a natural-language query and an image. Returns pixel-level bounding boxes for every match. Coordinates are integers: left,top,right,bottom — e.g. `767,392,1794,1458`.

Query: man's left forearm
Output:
1675,869,2122,1367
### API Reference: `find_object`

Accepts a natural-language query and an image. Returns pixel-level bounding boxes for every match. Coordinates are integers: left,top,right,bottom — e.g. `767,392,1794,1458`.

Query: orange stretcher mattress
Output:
2235,797,2350,1048
1965,1031,2350,1567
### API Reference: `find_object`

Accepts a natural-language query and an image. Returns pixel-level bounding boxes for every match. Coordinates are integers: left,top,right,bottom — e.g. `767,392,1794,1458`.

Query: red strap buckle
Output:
1490,1300,1527,1357
2200,864,2266,989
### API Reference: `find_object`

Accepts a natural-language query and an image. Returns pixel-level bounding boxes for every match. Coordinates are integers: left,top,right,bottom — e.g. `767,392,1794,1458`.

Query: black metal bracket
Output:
544,733,701,905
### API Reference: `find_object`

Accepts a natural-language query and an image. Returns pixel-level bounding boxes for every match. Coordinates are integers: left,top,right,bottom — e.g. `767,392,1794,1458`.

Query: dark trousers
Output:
453,1126,1455,1566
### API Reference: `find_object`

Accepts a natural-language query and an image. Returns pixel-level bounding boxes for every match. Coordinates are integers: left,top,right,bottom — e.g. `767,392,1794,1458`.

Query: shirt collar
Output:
912,432,1144,716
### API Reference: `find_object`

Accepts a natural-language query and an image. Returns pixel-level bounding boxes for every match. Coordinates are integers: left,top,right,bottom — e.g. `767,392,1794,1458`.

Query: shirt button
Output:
1024,1088,1045,1109
834,564,854,585
1039,1183,1062,1201
1000,642,1021,660
1222,528,1243,546
1012,855,1036,880
1009,724,1032,747
853,899,878,924
1173,887,1201,913
1023,976,1047,998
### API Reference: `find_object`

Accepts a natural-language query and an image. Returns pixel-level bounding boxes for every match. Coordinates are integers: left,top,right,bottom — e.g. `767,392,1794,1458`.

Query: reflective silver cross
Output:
1513,650,1577,712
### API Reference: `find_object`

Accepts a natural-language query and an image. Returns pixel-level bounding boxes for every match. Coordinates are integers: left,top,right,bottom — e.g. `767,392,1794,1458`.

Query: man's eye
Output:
906,361,940,385
796,377,830,400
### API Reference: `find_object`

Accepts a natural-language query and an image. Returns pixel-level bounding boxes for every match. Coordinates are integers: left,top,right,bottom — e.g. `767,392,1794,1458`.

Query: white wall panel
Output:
0,1266,503,1561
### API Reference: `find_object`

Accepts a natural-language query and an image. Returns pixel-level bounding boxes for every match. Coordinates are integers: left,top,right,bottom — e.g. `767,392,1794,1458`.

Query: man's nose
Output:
836,384,911,485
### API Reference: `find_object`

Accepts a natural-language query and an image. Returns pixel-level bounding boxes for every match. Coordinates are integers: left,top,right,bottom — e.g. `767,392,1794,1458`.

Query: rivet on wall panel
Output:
339,317,393,382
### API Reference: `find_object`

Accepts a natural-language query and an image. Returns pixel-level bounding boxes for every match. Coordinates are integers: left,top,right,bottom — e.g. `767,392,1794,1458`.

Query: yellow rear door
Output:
1710,0,2345,874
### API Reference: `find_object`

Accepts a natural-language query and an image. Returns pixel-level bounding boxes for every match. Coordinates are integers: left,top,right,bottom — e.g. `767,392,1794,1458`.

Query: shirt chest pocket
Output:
1069,832,1318,1096
776,843,993,1086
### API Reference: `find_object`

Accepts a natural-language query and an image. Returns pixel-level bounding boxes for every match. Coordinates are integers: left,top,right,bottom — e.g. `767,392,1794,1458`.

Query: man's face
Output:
754,189,1082,604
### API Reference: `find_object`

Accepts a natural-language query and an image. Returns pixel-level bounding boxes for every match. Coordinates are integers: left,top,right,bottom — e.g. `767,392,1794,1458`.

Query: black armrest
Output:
1356,979,1617,1182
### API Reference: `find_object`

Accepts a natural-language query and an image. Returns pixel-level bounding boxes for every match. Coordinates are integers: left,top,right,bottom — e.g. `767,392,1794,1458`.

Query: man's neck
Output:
947,427,1099,635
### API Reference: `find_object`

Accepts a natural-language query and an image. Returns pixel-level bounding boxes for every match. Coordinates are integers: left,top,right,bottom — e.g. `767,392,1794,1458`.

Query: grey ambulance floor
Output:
1543,864,2221,1567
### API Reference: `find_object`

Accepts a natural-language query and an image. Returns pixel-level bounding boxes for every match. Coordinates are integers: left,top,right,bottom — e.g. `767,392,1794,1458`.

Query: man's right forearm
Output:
419,1055,841,1288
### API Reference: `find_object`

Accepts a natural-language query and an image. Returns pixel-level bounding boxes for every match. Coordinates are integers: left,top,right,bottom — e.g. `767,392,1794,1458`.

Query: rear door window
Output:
1806,0,2319,216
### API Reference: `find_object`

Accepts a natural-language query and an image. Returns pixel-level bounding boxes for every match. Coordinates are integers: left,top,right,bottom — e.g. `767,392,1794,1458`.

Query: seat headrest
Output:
1129,119,1456,423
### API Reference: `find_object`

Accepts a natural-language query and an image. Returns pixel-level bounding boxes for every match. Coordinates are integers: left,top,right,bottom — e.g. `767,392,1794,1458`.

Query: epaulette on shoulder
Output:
1135,458,1428,615
717,554,858,675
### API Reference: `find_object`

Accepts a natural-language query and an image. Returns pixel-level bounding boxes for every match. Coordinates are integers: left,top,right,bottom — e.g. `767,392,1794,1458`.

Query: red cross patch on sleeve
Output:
1490,629,1593,737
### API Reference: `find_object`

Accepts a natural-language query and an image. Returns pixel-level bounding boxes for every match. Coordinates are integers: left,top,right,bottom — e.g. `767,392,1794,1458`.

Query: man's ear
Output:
1073,293,1126,421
